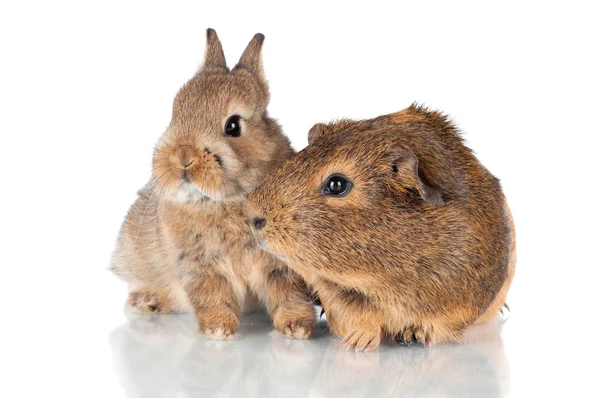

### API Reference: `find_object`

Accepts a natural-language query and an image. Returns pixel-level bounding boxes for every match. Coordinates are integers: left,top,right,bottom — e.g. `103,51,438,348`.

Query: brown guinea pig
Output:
248,104,516,350
110,29,315,340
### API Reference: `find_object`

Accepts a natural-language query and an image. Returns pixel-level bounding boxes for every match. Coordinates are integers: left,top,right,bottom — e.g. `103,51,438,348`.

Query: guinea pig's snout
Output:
251,217,267,230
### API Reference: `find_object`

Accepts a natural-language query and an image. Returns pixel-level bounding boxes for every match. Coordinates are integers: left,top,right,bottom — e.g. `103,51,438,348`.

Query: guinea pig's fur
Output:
248,104,516,350
110,30,315,340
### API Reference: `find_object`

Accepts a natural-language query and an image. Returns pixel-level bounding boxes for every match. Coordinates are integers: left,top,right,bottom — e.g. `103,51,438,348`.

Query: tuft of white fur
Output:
170,182,209,203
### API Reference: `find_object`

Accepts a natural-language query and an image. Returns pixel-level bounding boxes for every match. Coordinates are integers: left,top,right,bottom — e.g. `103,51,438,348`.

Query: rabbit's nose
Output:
252,217,267,230
176,145,197,168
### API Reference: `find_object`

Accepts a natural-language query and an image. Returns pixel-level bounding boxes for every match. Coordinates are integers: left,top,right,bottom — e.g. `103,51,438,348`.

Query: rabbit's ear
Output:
201,28,228,72
235,33,267,86
307,123,328,145
392,151,444,206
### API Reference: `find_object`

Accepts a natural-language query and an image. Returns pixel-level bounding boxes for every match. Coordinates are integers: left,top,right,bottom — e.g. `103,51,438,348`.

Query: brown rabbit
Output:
110,29,316,340
248,104,516,350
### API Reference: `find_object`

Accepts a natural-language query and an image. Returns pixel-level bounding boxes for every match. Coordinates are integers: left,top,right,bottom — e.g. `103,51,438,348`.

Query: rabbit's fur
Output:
248,104,516,349
111,30,315,339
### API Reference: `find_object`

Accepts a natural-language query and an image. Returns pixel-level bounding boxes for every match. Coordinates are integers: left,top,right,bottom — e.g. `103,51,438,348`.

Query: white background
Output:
1,1,598,397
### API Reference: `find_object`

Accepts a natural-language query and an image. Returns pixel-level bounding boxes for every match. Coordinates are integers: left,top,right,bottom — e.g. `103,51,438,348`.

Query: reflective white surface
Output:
110,311,510,397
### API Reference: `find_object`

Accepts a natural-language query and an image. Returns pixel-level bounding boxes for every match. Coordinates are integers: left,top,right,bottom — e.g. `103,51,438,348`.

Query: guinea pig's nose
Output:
252,217,267,230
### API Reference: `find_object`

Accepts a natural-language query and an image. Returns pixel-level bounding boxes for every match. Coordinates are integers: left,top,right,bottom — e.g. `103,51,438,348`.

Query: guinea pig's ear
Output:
307,123,328,145
201,28,228,72
235,33,267,90
392,151,444,207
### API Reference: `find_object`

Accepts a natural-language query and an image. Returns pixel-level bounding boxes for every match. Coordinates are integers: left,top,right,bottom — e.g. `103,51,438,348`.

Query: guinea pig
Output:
248,104,516,350
110,29,316,340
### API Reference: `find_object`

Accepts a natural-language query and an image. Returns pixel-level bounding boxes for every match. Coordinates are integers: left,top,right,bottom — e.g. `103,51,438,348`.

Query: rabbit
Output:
110,29,316,340
248,104,516,350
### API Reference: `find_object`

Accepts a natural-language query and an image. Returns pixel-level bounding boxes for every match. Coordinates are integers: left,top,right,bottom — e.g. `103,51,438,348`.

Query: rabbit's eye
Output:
321,174,352,197
225,115,241,137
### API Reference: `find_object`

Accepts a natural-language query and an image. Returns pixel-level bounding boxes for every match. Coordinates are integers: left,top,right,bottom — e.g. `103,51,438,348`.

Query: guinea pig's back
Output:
386,106,513,313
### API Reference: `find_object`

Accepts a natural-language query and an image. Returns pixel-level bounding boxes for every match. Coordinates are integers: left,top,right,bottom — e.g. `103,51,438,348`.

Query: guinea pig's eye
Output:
224,115,241,137
321,174,352,197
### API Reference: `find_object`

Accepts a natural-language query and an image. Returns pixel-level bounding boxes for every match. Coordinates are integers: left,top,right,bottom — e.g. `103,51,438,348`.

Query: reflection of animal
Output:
249,104,516,350
108,313,327,397
311,322,509,397
110,29,315,340
109,314,508,397
109,314,241,397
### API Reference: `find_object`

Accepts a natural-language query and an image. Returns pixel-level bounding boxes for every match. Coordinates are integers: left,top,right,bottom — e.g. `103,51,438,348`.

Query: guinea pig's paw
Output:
342,328,382,352
198,308,240,340
128,290,170,314
396,325,433,346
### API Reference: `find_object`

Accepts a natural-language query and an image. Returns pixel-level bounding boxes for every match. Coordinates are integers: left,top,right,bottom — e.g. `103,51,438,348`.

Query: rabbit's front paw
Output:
273,303,315,339
197,307,239,340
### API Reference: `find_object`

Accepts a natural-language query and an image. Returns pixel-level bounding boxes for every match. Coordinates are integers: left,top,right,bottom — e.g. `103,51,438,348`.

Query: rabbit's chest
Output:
169,204,255,268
